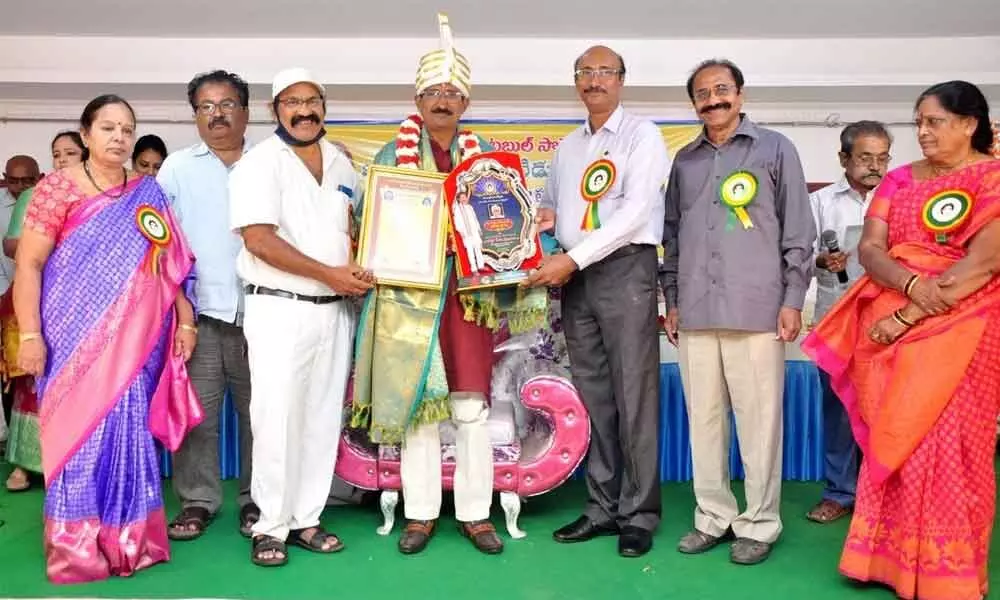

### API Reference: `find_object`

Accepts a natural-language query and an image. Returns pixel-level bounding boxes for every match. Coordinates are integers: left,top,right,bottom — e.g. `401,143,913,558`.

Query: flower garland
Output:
393,113,481,167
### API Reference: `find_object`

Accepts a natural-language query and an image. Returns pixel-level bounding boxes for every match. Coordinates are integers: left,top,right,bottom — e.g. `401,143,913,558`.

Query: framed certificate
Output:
357,165,449,290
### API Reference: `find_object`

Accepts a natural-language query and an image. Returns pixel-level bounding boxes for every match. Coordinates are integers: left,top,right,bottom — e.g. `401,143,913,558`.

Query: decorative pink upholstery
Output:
334,288,590,537
334,374,589,493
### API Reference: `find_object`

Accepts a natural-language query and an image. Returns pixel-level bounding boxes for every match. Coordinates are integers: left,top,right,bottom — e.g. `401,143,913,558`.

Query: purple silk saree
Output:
30,173,201,583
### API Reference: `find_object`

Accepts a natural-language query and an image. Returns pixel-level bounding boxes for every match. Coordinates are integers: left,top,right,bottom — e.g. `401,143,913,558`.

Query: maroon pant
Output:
437,274,494,397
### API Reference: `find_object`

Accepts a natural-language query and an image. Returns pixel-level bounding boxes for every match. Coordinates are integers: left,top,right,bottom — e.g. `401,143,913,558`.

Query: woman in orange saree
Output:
802,80,1000,600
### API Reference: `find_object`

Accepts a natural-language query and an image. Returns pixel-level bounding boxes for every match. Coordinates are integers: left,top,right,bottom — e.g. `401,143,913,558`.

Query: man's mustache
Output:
209,117,230,129
863,172,882,178
431,107,454,116
700,102,732,114
291,114,321,126
584,86,606,94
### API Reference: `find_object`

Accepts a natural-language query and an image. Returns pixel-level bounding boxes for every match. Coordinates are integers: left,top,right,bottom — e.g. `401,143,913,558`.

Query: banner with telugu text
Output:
325,119,703,205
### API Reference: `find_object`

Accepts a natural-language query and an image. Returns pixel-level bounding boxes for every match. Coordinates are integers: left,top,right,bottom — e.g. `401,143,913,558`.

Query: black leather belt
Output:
598,243,656,265
244,284,343,304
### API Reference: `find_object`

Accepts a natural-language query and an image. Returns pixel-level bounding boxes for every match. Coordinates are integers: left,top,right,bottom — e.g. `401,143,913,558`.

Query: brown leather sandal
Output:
251,534,287,567
806,499,851,523
398,519,436,554
458,519,504,555
287,526,345,553
167,506,215,541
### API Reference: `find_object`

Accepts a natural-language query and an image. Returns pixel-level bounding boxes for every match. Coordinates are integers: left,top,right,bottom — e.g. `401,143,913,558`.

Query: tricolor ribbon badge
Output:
922,189,972,244
135,205,172,275
579,157,617,231
719,170,758,230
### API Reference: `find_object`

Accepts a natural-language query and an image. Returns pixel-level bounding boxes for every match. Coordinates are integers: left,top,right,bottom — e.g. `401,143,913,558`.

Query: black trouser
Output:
561,244,661,531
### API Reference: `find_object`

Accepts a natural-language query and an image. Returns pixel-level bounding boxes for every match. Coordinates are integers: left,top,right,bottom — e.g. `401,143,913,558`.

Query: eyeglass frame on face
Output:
277,96,325,110
574,68,623,81
195,98,243,116
848,152,892,167
419,88,466,102
3,176,38,185
693,84,737,102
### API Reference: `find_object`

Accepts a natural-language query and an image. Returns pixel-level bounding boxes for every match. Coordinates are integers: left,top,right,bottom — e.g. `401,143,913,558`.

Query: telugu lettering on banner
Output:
325,120,703,205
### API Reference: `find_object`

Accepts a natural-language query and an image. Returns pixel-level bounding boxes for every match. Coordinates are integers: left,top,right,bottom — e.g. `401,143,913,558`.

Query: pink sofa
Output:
334,289,589,538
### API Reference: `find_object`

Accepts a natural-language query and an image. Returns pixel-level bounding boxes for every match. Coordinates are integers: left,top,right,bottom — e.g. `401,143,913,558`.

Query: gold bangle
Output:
903,274,919,297
19,332,42,342
178,324,198,334
893,309,915,328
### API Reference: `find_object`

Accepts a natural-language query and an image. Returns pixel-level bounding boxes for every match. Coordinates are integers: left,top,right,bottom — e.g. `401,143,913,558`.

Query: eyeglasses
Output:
3,176,38,185
574,68,622,81
196,99,241,116
277,96,325,109
693,84,737,102
853,153,892,167
420,89,465,101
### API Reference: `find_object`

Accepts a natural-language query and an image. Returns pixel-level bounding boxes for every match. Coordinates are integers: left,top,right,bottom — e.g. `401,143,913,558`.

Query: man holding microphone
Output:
806,120,892,524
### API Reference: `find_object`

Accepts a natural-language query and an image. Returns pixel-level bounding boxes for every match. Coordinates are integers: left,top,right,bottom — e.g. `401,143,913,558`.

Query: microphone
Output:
821,230,849,284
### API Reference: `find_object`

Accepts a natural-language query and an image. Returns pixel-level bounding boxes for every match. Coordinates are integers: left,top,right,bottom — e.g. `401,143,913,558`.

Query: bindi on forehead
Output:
94,117,134,127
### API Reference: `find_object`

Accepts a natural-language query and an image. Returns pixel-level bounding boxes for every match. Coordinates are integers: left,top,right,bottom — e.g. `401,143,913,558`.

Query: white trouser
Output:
465,240,485,273
678,330,785,544
243,293,354,540
400,392,493,522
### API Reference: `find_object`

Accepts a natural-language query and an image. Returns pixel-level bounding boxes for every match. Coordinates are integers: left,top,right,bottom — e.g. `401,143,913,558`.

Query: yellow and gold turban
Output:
415,13,471,97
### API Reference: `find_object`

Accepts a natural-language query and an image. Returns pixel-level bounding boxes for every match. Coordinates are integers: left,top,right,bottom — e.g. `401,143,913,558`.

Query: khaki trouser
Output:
678,330,785,543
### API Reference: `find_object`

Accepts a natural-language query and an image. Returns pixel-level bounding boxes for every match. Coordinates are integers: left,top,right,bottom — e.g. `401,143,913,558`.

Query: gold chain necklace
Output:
83,161,127,199
930,154,974,178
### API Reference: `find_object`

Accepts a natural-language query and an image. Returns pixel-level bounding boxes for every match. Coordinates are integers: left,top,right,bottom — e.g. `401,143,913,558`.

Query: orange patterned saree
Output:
802,160,1000,600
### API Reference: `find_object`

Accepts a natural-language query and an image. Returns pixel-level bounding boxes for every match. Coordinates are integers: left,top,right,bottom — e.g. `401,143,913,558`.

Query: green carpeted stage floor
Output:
0,467,996,600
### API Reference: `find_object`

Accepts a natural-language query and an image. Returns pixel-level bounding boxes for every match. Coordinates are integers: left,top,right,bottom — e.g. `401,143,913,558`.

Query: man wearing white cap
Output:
229,67,374,567
351,13,546,556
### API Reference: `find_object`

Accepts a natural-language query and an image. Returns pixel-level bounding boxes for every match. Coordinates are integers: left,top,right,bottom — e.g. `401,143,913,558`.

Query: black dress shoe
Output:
553,516,619,543
618,526,653,557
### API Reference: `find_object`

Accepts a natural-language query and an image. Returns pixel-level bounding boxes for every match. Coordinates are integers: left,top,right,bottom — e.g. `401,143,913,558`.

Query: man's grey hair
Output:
840,120,893,155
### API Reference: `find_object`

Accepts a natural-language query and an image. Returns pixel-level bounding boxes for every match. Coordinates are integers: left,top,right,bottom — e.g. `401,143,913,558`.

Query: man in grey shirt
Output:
661,59,815,565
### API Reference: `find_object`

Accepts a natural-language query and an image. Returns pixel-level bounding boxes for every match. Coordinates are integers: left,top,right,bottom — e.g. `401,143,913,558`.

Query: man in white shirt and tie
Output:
524,45,669,558
806,120,892,524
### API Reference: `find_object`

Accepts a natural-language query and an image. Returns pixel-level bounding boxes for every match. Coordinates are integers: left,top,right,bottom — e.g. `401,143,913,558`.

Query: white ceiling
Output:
4,0,999,39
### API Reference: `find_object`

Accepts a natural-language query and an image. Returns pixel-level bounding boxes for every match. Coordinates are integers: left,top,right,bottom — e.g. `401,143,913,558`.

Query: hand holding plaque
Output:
444,151,544,291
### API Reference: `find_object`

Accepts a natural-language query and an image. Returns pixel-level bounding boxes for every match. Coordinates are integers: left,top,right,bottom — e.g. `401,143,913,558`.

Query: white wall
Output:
0,110,922,183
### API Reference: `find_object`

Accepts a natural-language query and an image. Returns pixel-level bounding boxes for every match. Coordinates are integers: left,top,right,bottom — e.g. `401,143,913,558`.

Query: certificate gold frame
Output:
357,165,449,290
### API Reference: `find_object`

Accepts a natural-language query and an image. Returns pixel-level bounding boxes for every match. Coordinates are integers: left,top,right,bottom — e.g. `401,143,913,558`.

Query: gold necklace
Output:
929,154,974,178
83,161,127,199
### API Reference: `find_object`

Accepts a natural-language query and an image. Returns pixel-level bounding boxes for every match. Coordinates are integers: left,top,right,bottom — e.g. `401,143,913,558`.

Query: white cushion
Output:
439,399,517,446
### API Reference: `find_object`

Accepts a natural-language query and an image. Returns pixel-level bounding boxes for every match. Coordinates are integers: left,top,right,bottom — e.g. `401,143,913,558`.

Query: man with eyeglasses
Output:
230,67,373,567
662,58,815,565
157,70,260,543
525,45,669,558
353,14,533,557
805,120,892,526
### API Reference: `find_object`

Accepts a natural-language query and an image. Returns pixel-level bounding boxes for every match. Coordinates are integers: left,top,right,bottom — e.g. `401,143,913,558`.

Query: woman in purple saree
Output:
13,95,202,584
